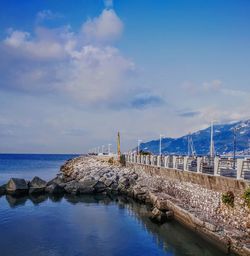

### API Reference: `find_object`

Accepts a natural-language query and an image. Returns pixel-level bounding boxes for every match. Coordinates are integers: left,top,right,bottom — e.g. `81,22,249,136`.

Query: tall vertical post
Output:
233,128,237,170
210,121,215,158
117,132,121,158
159,135,162,156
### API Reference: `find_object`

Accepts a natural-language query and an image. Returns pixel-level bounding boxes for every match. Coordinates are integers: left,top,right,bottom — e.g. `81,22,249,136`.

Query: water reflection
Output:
0,194,235,256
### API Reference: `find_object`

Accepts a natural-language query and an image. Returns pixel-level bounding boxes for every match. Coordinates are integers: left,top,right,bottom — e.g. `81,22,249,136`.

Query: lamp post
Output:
210,121,215,159
102,145,105,154
233,127,237,169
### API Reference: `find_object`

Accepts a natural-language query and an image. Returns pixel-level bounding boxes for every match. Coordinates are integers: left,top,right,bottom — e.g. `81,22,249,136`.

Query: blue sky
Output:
0,0,250,153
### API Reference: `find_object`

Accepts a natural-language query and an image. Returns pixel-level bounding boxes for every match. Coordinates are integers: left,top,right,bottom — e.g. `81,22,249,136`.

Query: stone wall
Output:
127,162,250,254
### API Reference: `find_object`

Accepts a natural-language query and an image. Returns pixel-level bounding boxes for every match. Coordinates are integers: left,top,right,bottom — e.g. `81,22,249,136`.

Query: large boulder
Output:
77,178,97,194
29,176,47,194
6,178,28,195
0,184,6,196
64,181,79,194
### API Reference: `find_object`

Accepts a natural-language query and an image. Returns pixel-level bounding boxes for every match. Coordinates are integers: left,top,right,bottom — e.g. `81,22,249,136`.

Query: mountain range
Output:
139,120,250,156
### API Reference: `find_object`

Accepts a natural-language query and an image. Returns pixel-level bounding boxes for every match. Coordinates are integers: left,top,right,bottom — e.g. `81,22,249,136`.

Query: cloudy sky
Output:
0,0,250,153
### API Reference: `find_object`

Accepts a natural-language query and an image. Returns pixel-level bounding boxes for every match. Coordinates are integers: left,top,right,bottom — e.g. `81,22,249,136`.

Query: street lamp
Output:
233,127,237,169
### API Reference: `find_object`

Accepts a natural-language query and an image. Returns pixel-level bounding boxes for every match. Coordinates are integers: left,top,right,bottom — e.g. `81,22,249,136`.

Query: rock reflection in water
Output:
0,194,234,256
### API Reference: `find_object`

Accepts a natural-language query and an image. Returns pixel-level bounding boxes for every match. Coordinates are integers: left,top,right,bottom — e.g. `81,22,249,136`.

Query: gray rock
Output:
0,184,6,196
45,183,64,194
29,176,47,194
6,178,28,195
47,176,65,186
76,177,98,194
64,181,79,194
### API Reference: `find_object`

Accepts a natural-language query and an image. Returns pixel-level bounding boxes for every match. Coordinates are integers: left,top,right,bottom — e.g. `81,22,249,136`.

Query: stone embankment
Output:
0,156,249,256
59,156,250,256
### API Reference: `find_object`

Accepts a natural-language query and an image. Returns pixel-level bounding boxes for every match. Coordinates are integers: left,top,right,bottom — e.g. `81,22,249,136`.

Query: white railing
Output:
125,154,250,181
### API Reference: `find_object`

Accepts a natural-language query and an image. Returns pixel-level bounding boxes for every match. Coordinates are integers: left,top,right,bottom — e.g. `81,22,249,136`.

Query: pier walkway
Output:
125,154,250,180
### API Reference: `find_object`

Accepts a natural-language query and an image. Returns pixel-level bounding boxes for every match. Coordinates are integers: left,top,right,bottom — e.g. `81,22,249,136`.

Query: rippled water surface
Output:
0,154,234,256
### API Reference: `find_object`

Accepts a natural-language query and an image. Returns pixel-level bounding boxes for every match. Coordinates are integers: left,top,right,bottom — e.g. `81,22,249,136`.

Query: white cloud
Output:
82,9,123,43
0,9,146,106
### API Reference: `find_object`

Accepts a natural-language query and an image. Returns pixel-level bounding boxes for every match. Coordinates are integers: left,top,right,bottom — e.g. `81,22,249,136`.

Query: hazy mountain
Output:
139,120,250,156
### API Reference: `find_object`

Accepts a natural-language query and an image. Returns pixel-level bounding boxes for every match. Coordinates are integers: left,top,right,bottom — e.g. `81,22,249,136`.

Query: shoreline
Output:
1,155,249,255
59,156,249,256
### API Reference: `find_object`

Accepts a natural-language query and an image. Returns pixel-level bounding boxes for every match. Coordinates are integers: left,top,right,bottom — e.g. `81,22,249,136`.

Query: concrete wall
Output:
126,163,250,195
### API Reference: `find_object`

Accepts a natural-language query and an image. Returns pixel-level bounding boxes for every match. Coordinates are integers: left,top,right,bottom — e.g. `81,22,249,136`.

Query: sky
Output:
0,0,250,153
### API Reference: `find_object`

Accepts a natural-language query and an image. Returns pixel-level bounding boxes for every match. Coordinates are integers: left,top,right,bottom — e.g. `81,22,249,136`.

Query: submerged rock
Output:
6,178,28,195
29,176,47,194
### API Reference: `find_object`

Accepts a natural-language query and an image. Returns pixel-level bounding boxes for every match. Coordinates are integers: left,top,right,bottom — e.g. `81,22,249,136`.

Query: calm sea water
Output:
0,154,234,256
0,154,79,185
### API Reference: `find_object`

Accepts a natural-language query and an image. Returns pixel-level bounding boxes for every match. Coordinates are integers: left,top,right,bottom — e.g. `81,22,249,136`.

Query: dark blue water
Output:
0,154,233,256
0,154,79,185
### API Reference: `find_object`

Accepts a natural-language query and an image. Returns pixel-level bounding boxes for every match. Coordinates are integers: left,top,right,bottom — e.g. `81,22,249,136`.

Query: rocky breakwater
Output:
59,156,250,256
60,156,173,224
1,155,249,256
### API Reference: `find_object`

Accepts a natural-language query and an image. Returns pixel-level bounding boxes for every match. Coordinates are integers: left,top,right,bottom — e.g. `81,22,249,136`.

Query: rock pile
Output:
0,155,249,255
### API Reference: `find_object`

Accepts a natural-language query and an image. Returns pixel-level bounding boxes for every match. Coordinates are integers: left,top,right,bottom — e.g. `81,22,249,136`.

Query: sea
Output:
0,154,235,256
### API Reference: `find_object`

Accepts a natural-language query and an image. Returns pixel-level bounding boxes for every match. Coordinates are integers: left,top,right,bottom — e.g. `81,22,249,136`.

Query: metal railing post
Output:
157,156,161,167
197,157,202,173
183,156,188,171
173,156,177,169
214,156,220,176
236,159,244,180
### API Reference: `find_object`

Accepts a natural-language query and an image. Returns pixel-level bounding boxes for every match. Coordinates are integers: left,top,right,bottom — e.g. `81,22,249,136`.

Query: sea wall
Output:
126,162,250,255
126,163,249,194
